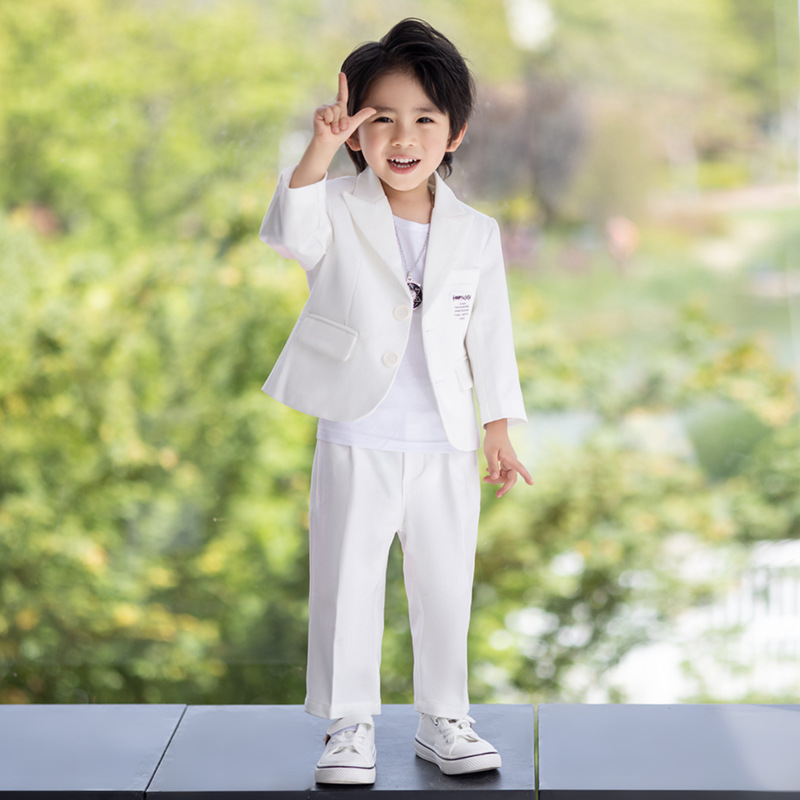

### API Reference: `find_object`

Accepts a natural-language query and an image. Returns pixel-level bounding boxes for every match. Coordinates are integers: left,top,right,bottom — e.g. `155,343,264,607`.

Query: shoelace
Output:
432,715,480,751
325,726,371,758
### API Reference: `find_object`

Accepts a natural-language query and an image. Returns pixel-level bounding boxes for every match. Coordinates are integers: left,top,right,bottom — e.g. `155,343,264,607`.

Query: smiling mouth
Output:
387,157,420,170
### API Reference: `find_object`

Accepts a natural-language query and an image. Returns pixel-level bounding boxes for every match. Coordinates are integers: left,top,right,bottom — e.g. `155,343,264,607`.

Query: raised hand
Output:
312,72,376,144
290,73,375,188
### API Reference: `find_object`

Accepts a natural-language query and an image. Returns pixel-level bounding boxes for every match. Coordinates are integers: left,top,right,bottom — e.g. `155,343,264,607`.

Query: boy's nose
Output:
391,123,416,146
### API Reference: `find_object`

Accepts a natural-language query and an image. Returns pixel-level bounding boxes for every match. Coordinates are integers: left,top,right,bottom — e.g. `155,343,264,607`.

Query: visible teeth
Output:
390,158,418,164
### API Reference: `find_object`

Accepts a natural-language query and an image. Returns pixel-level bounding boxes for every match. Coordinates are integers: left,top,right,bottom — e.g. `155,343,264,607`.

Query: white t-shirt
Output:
316,215,458,453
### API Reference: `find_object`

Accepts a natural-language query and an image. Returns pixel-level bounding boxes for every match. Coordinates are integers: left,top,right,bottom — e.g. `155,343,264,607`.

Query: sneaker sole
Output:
414,739,502,775
314,765,376,785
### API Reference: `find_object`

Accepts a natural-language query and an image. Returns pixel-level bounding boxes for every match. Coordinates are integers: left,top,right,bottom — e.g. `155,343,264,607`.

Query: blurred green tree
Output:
0,211,319,702
0,0,330,248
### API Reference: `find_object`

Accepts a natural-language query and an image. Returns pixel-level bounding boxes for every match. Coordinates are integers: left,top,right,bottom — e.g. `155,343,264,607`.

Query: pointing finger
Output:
337,72,348,106
349,106,376,129
496,471,518,498
511,459,534,485
501,455,533,486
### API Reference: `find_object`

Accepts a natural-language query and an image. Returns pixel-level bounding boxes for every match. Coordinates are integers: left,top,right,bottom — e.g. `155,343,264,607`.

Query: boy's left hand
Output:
482,420,533,498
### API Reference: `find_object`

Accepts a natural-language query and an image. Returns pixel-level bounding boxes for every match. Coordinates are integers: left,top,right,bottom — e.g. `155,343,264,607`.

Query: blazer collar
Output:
342,167,471,310
349,165,466,218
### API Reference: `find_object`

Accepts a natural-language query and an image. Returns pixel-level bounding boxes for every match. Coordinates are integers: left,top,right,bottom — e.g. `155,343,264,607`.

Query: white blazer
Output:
259,165,527,452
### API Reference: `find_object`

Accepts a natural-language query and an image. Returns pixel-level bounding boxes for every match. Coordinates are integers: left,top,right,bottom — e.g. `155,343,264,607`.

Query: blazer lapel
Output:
422,172,470,313
342,168,405,290
341,167,471,308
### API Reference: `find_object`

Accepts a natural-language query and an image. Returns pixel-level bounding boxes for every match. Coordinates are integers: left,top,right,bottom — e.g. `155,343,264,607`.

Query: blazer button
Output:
394,304,411,321
382,352,399,367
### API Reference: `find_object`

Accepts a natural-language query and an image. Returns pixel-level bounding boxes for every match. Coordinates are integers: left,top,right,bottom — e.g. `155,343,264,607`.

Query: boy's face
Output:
347,70,466,204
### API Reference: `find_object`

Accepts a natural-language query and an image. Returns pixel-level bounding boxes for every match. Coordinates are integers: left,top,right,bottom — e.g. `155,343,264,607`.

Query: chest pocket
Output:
447,269,479,322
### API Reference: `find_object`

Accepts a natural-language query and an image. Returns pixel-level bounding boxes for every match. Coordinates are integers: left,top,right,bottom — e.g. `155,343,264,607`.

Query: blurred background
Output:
1,0,799,706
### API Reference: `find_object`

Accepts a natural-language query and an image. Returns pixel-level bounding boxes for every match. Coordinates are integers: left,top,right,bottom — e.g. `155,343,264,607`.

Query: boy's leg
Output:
398,450,481,719
305,441,403,719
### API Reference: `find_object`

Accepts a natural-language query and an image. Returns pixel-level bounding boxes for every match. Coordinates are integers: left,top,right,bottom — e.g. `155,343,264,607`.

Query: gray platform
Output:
147,704,535,798
538,704,800,799
0,703,186,799
4,702,798,798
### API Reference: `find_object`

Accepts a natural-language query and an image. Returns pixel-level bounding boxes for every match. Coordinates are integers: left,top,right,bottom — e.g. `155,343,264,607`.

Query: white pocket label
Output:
451,291,474,320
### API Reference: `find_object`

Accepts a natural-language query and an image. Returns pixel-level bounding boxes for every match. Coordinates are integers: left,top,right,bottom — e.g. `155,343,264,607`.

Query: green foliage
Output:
470,441,719,702
462,274,799,703
725,420,800,542
0,215,315,703
0,0,323,248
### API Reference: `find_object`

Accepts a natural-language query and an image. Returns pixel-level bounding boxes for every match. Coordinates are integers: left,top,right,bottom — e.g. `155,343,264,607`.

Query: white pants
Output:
305,441,481,720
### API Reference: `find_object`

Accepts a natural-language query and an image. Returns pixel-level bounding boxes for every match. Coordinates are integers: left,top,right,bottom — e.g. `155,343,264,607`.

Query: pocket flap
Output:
296,314,358,362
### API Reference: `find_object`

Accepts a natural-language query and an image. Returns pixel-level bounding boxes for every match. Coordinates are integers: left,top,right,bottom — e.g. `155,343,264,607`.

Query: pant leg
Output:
398,450,481,719
305,441,402,719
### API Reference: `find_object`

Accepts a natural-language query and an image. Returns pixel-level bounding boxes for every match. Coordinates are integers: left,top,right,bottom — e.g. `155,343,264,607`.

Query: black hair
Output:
341,18,475,178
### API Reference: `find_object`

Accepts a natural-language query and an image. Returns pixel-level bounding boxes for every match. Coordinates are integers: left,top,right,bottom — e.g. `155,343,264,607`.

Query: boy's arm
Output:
482,418,533,498
290,72,375,188
465,218,528,428
259,73,375,267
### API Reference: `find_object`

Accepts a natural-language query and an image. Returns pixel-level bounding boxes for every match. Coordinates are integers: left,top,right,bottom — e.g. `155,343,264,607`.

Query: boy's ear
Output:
447,123,468,152
347,131,362,151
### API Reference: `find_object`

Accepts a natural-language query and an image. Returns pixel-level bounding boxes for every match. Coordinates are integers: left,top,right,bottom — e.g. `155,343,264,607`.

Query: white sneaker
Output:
314,715,376,785
414,714,502,775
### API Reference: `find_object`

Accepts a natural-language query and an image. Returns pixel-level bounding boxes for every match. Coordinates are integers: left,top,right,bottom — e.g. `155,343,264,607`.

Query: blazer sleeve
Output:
465,218,528,430
258,166,332,271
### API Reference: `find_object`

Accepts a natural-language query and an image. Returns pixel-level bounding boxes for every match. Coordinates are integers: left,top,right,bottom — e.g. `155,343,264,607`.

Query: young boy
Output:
259,18,532,785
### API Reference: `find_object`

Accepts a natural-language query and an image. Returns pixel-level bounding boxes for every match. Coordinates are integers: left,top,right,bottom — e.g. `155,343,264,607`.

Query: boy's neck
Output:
381,180,434,224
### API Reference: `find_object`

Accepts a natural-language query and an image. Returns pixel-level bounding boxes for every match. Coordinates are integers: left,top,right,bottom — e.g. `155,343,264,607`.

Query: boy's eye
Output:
418,117,434,123
374,116,392,123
